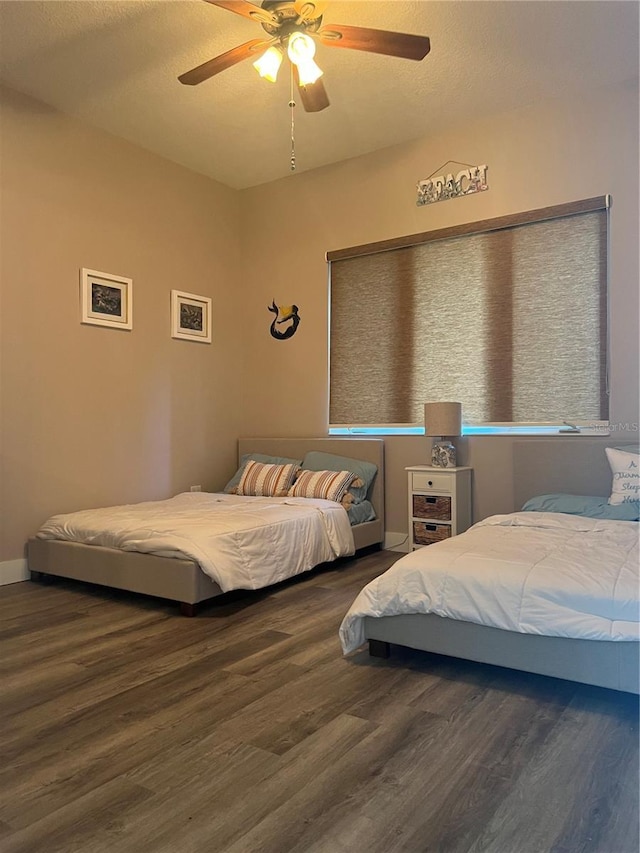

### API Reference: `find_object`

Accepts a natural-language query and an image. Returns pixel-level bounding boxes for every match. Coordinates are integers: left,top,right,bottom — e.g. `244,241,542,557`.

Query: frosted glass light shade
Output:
295,57,323,85
424,402,462,437
287,32,316,63
287,33,323,85
253,46,283,82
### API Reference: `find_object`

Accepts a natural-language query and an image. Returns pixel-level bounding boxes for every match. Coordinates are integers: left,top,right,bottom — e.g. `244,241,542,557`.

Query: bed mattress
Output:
340,511,639,653
37,491,355,593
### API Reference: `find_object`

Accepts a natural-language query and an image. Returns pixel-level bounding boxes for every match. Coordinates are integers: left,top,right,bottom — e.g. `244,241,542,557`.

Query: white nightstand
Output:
406,465,472,549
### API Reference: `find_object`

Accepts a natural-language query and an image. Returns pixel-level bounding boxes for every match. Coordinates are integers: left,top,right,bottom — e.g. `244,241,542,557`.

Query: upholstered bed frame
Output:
28,437,384,615
364,439,639,694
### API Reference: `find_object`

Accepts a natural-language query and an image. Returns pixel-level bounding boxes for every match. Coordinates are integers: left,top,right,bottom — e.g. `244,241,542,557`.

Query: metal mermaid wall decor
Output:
268,300,300,340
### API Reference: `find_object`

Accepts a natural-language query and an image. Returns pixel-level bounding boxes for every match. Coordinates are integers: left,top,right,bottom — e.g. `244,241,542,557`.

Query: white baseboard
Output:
384,531,410,553
0,558,29,586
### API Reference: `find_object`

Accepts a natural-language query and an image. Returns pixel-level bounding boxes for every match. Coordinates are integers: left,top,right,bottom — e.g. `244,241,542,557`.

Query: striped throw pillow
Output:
288,469,357,503
237,460,299,497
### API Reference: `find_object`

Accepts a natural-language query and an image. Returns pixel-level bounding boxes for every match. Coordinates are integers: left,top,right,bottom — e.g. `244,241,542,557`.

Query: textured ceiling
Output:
0,1,638,190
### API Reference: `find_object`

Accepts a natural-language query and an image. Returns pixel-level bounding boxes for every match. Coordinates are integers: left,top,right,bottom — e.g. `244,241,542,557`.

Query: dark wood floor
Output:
1,549,638,853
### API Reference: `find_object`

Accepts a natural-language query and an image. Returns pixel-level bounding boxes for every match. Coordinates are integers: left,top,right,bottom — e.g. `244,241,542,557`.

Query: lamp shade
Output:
253,46,283,82
287,32,316,64
424,402,462,437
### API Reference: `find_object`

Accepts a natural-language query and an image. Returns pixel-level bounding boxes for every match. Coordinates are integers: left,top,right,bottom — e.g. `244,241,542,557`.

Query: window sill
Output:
329,425,611,437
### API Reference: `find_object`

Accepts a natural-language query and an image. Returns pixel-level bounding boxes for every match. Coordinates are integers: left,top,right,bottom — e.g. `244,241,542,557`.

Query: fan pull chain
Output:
289,66,296,172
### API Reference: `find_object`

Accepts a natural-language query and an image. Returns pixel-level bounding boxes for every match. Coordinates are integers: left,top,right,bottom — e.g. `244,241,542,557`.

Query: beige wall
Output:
1,80,638,562
238,80,639,534
0,86,243,562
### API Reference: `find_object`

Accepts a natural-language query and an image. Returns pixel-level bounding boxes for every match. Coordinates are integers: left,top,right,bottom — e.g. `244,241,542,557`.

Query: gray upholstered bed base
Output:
364,614,639,694
28,539,222,615
364,438,640,694
28,437,384,614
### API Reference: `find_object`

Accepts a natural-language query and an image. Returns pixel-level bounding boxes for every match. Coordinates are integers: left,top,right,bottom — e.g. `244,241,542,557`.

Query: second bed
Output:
28,437,384,614
340,440,639,694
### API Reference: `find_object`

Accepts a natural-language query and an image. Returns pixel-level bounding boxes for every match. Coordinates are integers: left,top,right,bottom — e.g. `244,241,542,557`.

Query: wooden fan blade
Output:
316,24,431,61
204,0,277,25
179,38,269,85
294,66,330,112
293,0,328,21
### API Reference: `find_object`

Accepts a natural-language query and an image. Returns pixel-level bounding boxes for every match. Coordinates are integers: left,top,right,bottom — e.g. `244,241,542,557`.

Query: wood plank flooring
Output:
1,550,638,853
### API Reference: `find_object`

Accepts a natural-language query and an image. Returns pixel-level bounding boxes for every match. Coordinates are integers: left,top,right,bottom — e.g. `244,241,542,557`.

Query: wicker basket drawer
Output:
412,494,451,520
413,521,452,546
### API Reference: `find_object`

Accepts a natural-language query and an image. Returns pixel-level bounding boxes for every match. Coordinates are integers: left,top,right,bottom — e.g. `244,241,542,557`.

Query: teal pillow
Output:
224,453,302,493
522,493,639,521
347,500,377,525
301,451,377,504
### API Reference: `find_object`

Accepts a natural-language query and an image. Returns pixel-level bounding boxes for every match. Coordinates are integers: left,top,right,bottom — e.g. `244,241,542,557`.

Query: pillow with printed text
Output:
605,447,640,505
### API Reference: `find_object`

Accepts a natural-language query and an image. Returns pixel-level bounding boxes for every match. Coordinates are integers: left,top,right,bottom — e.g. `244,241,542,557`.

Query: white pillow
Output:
605,447,640,505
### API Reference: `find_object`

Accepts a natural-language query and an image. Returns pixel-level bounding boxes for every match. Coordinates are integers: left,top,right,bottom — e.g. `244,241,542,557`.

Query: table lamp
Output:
424,402,462,468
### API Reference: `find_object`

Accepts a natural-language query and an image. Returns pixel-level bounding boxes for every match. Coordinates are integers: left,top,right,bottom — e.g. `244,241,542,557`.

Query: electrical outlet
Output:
190,485,202,492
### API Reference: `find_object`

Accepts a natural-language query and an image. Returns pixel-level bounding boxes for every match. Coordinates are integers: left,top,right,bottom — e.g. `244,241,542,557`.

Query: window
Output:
328,197,609,433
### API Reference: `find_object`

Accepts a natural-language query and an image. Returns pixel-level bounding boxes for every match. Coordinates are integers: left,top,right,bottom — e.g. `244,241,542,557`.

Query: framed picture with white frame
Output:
171,290,212,344
80,268,133,330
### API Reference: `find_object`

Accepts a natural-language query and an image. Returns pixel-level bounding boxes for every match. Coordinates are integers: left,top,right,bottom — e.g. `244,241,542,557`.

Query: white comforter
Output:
340,512,639,653
37,492,355,593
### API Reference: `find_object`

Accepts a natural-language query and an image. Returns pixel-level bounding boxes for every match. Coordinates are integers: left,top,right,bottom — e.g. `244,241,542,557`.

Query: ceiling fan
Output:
178,0,431,113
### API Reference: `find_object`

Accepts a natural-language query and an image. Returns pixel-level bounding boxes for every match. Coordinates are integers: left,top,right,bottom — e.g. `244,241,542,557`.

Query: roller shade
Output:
329,197,608,426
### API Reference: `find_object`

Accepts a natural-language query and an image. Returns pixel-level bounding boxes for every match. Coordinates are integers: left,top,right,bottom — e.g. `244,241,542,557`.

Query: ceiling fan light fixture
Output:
287,31,316,64
287,31,322,85
295,57,323,86
180,1,431,118
252,45,283,82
